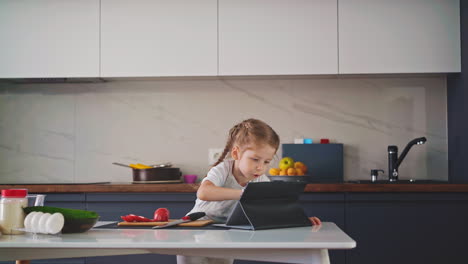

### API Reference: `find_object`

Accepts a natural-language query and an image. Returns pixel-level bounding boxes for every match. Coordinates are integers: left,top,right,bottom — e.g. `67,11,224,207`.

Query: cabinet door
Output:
0,0,100,78
219,0,338,75
86,193,197,220
339,0,461,73
101,0,217,77
346,193,468,264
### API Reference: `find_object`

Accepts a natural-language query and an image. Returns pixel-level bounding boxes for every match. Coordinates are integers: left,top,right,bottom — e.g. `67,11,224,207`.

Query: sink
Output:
345,179,449,184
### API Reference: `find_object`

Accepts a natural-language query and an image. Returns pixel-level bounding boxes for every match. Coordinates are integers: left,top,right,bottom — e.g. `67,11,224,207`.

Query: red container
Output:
320,138,330,144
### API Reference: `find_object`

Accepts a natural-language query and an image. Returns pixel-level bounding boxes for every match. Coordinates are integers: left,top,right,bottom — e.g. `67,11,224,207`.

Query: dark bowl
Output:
268,175,311,183
61,217,99,233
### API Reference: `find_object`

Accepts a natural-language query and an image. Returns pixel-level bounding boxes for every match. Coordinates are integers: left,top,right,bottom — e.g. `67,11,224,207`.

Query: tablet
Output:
214,181,311,230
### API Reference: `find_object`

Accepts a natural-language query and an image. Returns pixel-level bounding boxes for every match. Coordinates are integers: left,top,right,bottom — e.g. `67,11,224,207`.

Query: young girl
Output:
178,118,320,264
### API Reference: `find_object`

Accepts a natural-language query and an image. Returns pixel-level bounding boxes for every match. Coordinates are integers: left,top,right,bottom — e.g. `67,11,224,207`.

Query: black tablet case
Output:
220,181,312,230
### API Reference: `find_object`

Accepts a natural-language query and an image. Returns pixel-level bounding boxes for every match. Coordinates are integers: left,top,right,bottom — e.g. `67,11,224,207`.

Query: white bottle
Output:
0,189,28,235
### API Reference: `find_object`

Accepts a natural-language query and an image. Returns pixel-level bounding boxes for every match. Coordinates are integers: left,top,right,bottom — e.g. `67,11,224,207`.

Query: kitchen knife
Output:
152,212,206,229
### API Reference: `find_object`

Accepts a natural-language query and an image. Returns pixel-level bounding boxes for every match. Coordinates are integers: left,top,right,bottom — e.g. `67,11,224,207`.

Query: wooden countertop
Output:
1,182,468,193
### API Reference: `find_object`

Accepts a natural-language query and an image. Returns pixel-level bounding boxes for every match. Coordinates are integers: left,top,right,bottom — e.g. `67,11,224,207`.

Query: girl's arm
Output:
197,180,243,201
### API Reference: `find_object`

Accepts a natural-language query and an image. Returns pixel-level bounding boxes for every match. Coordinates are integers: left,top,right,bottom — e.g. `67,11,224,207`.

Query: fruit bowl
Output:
270,158,308,178
268,175,311,183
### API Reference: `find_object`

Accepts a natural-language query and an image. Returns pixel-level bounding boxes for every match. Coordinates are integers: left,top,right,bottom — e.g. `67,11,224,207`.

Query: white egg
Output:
24,212,37,231
29,212,44,233
46,213,64,234
38,213,51,233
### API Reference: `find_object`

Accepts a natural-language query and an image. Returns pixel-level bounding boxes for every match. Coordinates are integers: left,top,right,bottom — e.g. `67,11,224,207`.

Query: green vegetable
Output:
24,206,99,220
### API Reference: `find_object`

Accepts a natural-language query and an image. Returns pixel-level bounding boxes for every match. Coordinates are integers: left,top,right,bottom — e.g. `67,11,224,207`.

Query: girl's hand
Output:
309,216,321,226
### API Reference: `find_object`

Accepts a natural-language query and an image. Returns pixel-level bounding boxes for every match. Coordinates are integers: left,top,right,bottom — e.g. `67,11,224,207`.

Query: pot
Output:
132,167,182,183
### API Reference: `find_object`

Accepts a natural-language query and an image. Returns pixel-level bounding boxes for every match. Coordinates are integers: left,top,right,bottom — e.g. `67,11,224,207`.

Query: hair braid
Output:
212,124,242,167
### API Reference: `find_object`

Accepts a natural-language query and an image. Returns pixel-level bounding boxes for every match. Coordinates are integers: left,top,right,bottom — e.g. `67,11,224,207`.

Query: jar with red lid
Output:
0,189,28,235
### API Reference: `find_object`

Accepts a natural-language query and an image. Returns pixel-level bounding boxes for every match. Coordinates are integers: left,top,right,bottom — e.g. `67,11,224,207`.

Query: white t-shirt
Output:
186,159,270,223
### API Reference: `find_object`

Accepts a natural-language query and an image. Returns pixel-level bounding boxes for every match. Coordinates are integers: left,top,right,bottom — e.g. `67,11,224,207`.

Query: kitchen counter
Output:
1,182,468,193
0,222,355,263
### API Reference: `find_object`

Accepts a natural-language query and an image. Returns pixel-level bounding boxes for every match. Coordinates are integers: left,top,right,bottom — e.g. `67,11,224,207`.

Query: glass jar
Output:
0,189,28,235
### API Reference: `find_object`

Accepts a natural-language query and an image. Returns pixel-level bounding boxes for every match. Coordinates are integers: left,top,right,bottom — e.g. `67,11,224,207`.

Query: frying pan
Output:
112,163,182,183
132,167,182,183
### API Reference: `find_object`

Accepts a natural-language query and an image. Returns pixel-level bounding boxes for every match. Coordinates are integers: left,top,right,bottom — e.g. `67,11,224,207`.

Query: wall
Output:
447,0,467,183
0,76,447,183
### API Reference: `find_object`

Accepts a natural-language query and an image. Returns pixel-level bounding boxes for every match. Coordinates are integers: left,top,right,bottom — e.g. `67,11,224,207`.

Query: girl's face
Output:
231,144,276,185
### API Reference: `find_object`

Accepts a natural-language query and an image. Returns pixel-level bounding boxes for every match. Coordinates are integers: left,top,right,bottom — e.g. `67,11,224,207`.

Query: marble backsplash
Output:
0,75,447,183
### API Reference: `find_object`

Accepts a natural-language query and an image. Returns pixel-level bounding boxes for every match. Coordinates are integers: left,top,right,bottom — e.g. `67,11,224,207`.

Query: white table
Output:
0,222,355,264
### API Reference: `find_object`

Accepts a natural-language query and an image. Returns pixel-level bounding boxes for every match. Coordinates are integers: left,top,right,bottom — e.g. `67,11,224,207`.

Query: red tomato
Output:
153,208,170,222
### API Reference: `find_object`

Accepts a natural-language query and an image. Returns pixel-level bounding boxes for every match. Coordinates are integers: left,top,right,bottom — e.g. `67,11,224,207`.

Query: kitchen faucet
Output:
387,137,427,182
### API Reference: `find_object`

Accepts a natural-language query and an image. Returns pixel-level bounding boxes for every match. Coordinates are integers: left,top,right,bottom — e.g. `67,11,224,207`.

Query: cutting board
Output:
117,219,213,227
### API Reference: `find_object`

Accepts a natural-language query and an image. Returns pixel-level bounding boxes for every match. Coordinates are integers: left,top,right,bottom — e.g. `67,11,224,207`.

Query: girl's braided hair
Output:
212,118,280,167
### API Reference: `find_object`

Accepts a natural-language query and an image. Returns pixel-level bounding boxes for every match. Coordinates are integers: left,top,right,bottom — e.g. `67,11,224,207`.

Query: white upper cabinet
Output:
218,0,338,76
1,0,460,78
100,0,217,77
0,0,100,78
339,0,461,74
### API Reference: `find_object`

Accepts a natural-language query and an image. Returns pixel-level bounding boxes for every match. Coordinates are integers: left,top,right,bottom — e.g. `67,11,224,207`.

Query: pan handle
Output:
112,162,132,168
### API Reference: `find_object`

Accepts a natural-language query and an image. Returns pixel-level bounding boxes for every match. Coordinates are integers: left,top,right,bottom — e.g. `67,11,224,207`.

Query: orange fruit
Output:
294,161,307,173
287,167,297,176
296,168,304,176
269,168,280,176
279,169,288,176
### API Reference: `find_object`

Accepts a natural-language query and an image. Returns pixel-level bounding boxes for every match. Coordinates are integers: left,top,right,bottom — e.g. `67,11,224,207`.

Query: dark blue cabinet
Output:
45,193,87,210
345,193,468,264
